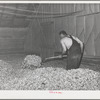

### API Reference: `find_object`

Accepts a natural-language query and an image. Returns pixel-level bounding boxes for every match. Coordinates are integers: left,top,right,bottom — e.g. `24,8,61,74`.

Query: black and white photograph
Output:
0,1,100,99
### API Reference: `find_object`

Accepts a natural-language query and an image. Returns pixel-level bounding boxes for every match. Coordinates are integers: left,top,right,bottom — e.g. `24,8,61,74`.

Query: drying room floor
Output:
0,54,100,72
0,54,25,69
0,54,100,90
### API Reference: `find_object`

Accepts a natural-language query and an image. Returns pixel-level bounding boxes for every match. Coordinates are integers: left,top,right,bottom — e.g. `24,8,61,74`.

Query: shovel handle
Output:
45,55,67,60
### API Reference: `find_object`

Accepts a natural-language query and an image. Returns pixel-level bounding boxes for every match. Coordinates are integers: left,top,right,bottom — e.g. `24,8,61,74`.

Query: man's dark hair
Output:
59,30,68,36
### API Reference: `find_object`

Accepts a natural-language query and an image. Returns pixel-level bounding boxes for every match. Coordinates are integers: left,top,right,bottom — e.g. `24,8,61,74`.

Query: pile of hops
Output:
1,67,100,90
21,55,42,69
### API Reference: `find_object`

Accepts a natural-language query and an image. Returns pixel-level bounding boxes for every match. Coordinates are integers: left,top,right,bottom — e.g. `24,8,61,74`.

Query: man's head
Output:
59,30,68,38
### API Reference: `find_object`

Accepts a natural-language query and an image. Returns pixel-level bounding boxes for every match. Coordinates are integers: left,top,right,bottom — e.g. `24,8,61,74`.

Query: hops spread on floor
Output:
1,67,100,90
0,60,15,88
21,55,42,69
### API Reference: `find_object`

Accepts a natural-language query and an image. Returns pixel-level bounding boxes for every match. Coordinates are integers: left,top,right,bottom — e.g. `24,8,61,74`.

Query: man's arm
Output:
60,40,67,55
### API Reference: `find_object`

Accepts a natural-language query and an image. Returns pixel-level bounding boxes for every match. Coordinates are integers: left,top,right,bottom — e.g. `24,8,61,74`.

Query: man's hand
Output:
62,51,67,55
58,55,63,58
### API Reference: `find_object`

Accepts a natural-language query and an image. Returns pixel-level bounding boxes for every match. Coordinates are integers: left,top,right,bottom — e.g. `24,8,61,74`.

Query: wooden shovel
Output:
43,55,67,63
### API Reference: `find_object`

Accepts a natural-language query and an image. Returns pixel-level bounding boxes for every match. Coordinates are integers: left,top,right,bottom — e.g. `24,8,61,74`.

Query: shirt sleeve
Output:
60,40,67,52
